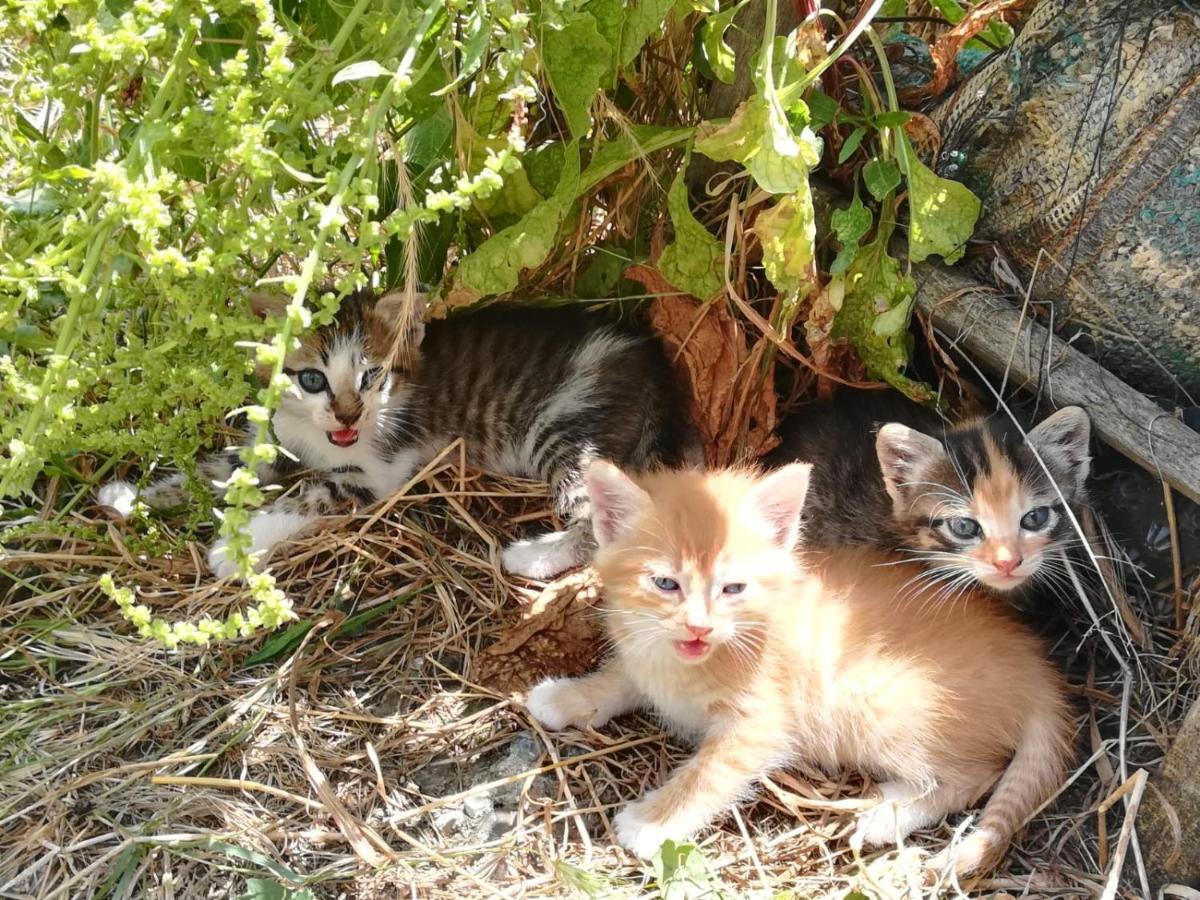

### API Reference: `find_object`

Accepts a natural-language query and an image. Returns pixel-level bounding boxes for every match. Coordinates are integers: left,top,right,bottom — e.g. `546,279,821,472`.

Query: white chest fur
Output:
618,649,721,738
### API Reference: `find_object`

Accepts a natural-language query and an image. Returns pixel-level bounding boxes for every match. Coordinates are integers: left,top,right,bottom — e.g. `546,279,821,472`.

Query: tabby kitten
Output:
100,291,693,579
527,462,1072,874
766,391,1092,592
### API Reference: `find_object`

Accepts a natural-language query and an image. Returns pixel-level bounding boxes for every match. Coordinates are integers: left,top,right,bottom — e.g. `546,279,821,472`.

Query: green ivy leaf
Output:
754,181,816,301
434,1,489,95
543,12,611,138
700,4,740,84
829,193,872,275
619,0,676,69
659,157,723,299
863,156,901,202
831,215,933,403
899,134,981,264
805,89,838,131
446,144,582,307
695,95,821,195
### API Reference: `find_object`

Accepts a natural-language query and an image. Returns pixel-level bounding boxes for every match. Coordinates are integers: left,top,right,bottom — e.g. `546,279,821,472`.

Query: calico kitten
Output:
99,290,693,579
527,462,1072,875
766,391,1092,592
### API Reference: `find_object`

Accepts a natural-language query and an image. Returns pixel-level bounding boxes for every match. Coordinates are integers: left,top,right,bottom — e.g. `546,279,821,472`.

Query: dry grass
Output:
2,436,1195,900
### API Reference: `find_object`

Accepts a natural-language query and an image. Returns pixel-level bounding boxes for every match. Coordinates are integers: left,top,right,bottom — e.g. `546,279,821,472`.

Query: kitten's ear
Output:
745,463,811,551
373,288,428,346
1027,406,1092,492
586,460,650,547
876,423,947,507
249,291,288,319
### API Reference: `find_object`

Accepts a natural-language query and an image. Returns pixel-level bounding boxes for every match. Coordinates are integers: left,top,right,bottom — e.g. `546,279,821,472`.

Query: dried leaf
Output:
629,265,776,466
476,570,604,695
898,0,1029,103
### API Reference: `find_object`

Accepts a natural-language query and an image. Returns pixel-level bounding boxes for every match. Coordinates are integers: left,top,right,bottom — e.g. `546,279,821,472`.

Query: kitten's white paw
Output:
96,481,138,519
207,510,314,580
207,538,243,581
502,531,584,580
526,677,593,731
613,800,679,859
928,826,1004,876
851,782,922,849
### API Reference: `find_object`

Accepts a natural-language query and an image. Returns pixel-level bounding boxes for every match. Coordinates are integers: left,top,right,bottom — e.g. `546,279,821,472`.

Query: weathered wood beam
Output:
914,264,1200,506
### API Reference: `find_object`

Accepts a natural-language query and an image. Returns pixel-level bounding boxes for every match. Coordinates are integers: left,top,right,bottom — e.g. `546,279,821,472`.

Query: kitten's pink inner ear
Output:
876,423,944,501
747,463,811,550
585,460,650,547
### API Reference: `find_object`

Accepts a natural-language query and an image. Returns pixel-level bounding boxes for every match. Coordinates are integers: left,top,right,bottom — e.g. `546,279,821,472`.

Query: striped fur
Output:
767,391,1092,593
526,463,1073,873
99,291,694,579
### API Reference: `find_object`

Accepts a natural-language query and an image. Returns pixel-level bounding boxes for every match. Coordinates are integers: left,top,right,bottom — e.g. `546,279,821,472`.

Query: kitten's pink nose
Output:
685,624,712,639
994,556,1022,576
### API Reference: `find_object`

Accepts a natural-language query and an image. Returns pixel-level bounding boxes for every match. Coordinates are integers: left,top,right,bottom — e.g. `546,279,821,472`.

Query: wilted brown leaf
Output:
476,569,604,695
627,265,777,466
899,0,1029,103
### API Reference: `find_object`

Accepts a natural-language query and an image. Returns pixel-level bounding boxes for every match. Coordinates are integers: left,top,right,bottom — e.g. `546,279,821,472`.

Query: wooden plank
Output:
914,264,1200,506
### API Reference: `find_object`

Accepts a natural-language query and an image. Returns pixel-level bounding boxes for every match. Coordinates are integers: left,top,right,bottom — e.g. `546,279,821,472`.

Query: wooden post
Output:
914,264,1200,506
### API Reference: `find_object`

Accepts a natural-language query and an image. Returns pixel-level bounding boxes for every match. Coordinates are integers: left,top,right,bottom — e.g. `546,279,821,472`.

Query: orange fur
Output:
526,463,1074,874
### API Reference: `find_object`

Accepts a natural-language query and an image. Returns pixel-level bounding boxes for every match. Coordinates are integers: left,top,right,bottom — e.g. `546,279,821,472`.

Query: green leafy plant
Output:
2,0,1004,645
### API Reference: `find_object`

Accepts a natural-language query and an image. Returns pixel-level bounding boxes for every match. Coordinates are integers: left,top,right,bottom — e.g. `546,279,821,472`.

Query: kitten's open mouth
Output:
327,428,359,447
674,638,711,661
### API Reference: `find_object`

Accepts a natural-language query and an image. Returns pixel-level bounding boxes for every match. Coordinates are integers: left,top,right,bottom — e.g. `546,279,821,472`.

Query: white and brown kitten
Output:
767,391,1092,593
527,462,1073,875
99,291,693,579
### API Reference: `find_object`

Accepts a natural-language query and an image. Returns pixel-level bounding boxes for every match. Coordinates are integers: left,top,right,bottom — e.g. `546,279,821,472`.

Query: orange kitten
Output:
526,462,1073,874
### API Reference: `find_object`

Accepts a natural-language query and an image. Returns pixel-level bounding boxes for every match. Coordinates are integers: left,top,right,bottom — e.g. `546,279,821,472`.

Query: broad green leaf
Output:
447,144,582,306
331,60,390,86
863,157,900,202
583,0,623,85
899,135,980,264
831,215,933,403
872,110,912,129
659,159,723,299
701,4,742,84
543,13,611,138
579,124,693,192
650,841,728,900
754,182,816,302
805,89,838,131
695,95,820,195
829,193,872,275
619,0,676,69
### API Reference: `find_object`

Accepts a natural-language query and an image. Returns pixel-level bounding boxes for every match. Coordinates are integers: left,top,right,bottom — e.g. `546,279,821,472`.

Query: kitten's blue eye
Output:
1021,506,1051,531
652,576,680,592
946,517,982,540
297,369,327,393
722,583,746,595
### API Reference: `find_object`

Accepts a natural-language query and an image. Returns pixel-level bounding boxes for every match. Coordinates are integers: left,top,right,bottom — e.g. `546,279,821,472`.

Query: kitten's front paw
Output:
526,677,596,731
207,539,243,581
96,481,138,519
613,799,679,859
502,532,584,580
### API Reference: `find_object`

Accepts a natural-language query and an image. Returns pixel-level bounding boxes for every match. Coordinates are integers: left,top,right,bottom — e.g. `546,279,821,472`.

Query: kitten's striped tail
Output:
942,695,1072,875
